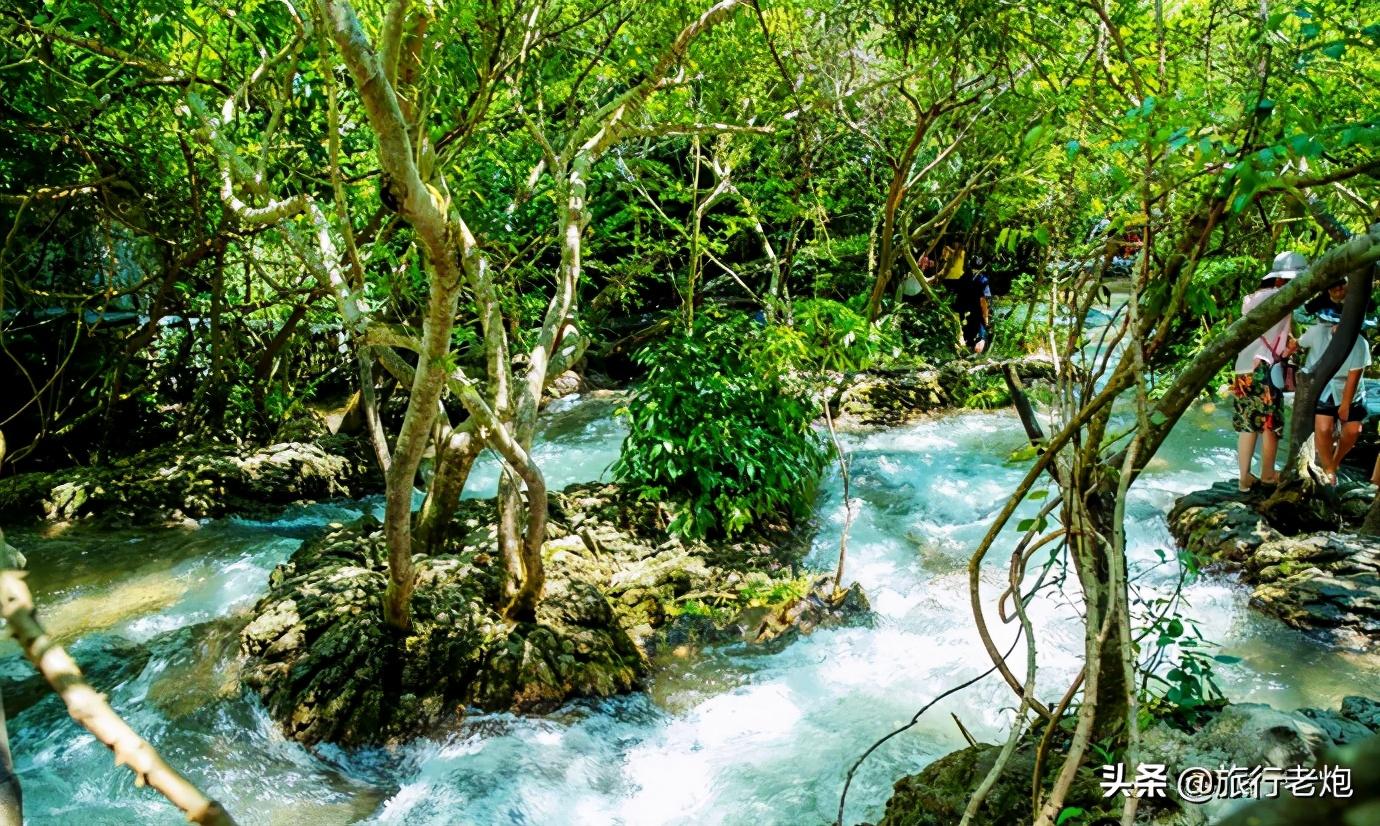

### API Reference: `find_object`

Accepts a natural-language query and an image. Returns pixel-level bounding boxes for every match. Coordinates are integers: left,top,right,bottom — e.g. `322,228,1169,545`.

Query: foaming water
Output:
5,395,1376,825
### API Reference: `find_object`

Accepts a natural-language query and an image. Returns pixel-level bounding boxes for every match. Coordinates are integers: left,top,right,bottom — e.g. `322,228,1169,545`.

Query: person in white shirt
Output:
1229,252,1304,492
1295,281,1371,484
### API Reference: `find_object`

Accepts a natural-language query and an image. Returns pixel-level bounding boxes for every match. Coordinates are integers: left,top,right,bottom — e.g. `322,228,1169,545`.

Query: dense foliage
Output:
613,315,829,538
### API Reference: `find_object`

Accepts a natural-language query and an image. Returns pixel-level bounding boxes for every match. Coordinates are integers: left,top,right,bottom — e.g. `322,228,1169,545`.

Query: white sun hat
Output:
1262,250,1308,283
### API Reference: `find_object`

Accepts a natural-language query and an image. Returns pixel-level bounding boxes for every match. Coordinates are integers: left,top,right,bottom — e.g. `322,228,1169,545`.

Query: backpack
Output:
1260,334,1294,393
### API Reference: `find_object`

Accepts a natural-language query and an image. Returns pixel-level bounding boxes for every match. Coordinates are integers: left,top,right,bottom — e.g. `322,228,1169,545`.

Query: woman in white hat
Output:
1229,251,1306,492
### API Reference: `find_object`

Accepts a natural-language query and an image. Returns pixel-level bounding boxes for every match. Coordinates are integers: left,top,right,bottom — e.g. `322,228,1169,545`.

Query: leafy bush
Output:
889,291,964,365
612,314,830,538
988,273,1052,358
794,234,872,300
764,298,901,372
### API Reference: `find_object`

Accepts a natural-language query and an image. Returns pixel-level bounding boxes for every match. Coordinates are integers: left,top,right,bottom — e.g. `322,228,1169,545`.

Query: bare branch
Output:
0,572,236,826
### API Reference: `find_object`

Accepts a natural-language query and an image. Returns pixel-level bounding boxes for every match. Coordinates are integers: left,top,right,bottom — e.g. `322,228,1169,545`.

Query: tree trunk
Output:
1066,471,1130,742
414,423,479,554
864,111,933,321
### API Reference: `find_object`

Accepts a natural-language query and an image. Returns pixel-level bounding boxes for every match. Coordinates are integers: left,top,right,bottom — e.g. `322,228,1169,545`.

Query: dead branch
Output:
0,572,236,826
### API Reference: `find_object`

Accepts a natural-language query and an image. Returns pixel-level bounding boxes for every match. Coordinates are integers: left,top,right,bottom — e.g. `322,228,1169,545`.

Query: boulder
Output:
745,575,870,645
872,698,1380,826
1246,533,1380,645
0,436,380,526
240,483,871,746
1170,484,1380,647
833,355,1056,429
240,518,644,746
1168,483,1285,567
1138,701,1379,823
1215,731,1380,826
544,369,588,401
875,737,1111,826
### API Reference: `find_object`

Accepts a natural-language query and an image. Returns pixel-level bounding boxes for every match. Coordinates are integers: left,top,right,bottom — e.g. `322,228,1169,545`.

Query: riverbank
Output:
0,435,379,527
1169,481,1380,649
0,357,1054,530
824,354,1057,429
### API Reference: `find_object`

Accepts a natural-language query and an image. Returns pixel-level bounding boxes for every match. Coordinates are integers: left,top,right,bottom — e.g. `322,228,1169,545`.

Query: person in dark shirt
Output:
954,265,992,353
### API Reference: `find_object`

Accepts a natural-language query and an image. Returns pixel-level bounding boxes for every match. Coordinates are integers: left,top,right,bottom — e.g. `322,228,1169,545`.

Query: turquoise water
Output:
3,395,1376,825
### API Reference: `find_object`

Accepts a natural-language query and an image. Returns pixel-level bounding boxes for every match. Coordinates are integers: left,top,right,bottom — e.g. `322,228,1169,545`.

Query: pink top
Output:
1233,288,1290,374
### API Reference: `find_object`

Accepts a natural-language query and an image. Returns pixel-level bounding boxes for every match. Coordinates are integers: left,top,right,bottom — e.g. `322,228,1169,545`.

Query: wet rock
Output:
838,369,949,427
745,576,870,645
1215,731,1380,826
1168,483,1284,567
241,483,872,746
875,737,1110,826
240,517,643,746
1143,704,1328,782
544,370,587,401
1170,484,1380,647
1257,476,1362,534
834,355,1055,428
1247,533,1380,646
0,435,380,527
1341,695,1380,730
874,698,1380,826
1139,701,1379,823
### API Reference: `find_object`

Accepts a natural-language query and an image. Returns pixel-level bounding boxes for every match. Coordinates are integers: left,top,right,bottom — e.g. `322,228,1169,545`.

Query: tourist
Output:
958,266,992,354
1230,251,1304,492
942,246,991,354
1297,281,1372,485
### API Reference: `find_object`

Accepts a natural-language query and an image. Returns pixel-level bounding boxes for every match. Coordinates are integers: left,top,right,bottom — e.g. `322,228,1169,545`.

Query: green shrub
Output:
794,234,872,299
781,298,901,371
612,314,830,538
889,291,964,365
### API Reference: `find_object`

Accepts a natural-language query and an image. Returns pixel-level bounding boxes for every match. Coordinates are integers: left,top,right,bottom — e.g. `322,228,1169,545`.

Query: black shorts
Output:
1315,398,1369,422
962,319,990,348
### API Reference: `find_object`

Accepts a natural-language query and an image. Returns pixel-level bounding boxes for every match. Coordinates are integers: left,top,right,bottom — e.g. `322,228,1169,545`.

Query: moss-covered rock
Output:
240,516,643,746
241,483,870,746
1169,482,1380,647
874,698,1380,826
834,355,1056,428
0,436,380,526
875,737,1109,826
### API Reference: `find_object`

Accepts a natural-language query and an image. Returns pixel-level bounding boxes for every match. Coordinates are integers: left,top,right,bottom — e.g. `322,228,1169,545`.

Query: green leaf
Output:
1008,444,1039,462
1056,807,1087,825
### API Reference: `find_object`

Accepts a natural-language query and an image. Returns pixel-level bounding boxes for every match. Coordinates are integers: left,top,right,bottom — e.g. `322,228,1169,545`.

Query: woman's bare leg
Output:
1315,414,1338,475
1335,421,1362,469
1260,430,1280,483
1237,431,1259,490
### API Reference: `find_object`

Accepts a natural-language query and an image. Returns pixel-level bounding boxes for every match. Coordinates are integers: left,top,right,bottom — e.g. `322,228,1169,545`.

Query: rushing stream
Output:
5,395,1378,825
